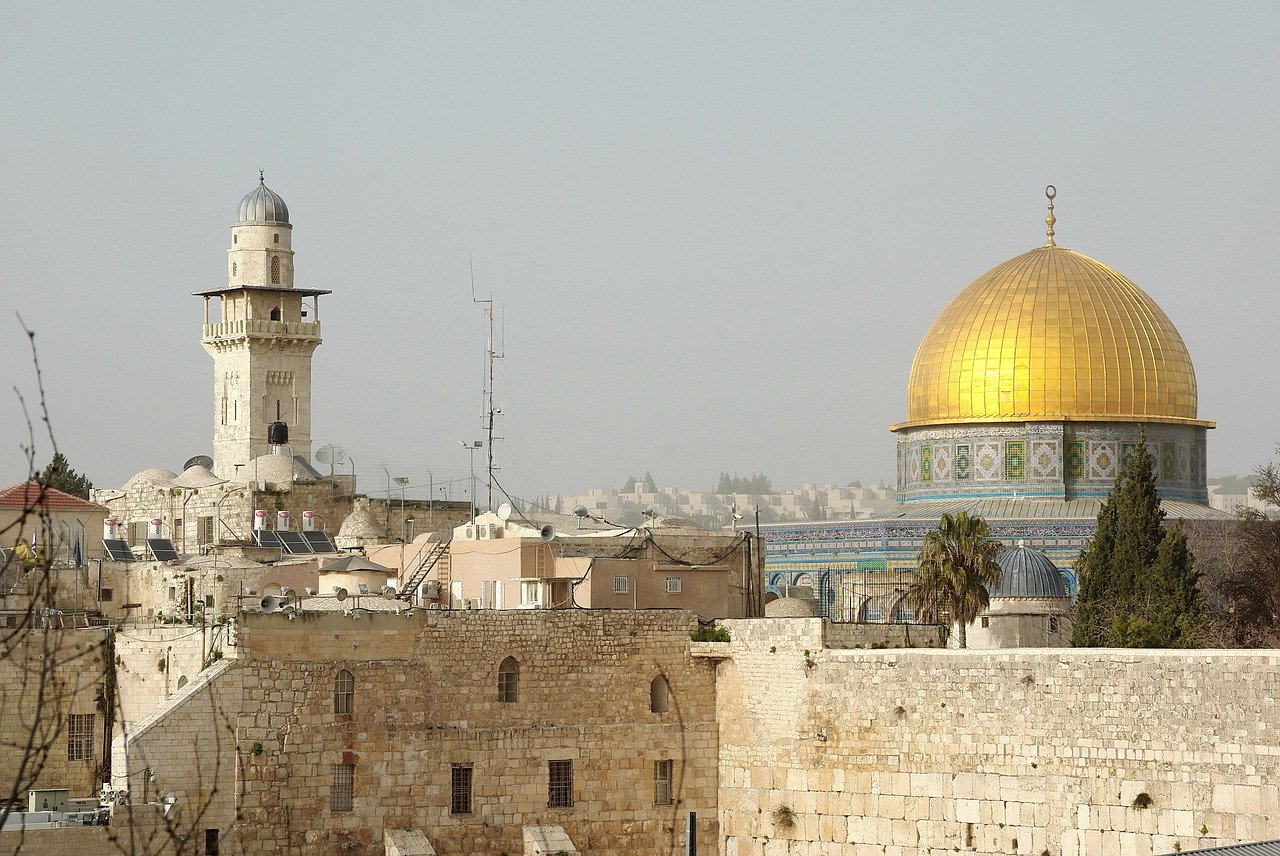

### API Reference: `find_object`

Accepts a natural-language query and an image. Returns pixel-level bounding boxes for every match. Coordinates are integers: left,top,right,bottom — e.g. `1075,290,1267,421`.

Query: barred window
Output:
331,763,354,812
271,256,281,284
665,577,682,594
67,714,94,761
334,670,354,715
450,763,473,814
654,759,673,805
548,759,573,808
613,576,628,594
498,657,518,703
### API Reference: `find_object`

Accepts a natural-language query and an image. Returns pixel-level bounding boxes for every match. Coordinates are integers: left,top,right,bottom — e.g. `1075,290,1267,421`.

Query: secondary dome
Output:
896,244,1208,431
988,543,1068,599
234,175,290,226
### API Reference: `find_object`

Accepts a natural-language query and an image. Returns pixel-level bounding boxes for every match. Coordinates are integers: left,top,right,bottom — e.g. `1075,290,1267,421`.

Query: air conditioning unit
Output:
421,581,441,599
464,525,476,540
477,524,492,540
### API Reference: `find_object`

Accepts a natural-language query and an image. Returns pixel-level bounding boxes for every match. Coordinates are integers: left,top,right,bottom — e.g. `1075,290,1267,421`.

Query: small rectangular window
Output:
198,516,214,545
331,763,354,812
654,759,673,805
548,759,573,808
451,763,473,814
1048,615,1060,633
980,616,990,628
204,594,215,609
665,577,682,594
99,588,114,602
613,576,629,594
204,829,220,856
169,586,178,602
67,713,95,760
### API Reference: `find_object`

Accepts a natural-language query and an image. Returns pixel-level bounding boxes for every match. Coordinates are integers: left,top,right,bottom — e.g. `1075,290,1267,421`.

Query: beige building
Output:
0,481,108,567
425,509,763,619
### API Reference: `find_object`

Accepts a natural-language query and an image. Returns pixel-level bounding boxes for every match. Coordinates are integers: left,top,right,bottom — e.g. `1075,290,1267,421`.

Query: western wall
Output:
716,618,1280,856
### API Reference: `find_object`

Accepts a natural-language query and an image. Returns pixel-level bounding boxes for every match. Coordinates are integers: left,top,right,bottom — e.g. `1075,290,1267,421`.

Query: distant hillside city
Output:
538,473,1267,529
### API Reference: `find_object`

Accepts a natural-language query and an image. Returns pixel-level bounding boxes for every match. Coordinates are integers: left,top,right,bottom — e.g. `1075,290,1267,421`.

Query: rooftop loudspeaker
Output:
260,595,283,613
540,524,555,542
280,587,295,598
381,585,398,600
332,586,348,602
267,421,289,445
496,502,513,521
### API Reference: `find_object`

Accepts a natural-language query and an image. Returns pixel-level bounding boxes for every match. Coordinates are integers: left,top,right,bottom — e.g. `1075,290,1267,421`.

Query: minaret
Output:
196,174,330,479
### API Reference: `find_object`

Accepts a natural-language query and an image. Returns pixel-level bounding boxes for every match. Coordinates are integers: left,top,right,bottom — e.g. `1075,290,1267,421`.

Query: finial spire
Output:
1044,185,1057,247
259,169,265,184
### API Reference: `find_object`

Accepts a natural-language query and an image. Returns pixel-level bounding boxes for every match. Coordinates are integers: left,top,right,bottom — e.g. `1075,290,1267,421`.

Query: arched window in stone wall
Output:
335,669,354,714
650,675,669,713
270,307,281,321
271,255,281,284
176,675,188,689
498,657,519,703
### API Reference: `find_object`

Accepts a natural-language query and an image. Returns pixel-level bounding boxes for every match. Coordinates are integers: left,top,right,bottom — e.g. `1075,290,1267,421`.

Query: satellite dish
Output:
315,444,346,475
496,502,513,521
381,584,398,600
540,524,555,542
332,586,348,602
183,455,214,471
643,504,660,518
573,505,590,518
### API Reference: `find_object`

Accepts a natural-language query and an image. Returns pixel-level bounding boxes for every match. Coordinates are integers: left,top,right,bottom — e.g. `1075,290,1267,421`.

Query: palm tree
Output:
906,511,1003,648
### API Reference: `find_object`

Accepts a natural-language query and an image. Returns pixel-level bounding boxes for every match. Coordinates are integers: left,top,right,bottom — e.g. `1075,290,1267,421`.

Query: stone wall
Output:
717,619,1280,856
114,624,234,735
0,628,108,798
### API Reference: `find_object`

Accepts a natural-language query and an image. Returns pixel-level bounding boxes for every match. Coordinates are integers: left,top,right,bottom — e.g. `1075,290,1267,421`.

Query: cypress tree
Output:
1072,434,1205,648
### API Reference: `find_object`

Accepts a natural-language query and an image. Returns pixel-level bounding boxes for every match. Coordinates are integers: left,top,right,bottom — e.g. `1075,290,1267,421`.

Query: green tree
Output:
905,511,1003,648
38,452,93,499
1072,438,1206,648
620,475,638,493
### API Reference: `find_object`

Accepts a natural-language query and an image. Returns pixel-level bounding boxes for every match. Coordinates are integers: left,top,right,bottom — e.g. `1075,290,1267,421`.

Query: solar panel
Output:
147,538,180,561
276,531,313,555
302,531,336,553
102,539,136,562
253,530,282,548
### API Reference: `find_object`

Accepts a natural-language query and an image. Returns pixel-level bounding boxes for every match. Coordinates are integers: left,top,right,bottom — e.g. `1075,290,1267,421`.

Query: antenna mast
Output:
471,255,503,511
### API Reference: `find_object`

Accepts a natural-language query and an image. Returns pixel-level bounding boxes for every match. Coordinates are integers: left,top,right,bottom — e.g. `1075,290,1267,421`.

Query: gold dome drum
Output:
895,245,1210,431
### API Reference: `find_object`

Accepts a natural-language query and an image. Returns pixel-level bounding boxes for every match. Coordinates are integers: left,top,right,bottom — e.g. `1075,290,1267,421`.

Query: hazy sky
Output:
3,3,1278,504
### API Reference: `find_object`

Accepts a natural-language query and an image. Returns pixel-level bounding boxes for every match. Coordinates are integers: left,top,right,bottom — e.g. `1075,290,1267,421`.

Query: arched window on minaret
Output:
276,399,282,421
232,262,237,277
271,256,280,284
269,307,281,321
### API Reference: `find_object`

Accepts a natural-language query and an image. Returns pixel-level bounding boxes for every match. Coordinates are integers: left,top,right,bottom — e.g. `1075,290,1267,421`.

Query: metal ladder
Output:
398,539,451,602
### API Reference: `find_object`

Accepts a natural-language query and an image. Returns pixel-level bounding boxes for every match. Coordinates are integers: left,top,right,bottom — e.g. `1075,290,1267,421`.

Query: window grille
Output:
654,759,673,805
99,588,114,602
450,764,473,814
331,763,354,812
665,577,682,594
613,576,628,594
67,714,94,760
548,760,573,808
498,657,519,703
271,256,281,284
334,670,354,714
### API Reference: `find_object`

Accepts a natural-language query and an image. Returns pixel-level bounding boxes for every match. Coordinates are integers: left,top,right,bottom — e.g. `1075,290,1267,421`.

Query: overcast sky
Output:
3,3,1278,504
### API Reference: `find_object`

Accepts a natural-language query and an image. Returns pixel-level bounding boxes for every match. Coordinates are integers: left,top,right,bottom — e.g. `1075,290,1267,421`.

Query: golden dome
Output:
894,244,1211,431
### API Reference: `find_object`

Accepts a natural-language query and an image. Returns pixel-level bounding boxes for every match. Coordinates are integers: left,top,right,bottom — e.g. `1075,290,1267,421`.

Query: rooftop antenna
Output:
471,252,504,511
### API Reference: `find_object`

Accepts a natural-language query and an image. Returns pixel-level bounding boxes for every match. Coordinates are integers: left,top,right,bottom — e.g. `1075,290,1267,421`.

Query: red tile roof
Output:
0,481,106,513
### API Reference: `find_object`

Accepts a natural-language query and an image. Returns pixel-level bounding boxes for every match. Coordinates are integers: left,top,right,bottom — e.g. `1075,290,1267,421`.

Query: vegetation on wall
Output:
1072,439,1206,648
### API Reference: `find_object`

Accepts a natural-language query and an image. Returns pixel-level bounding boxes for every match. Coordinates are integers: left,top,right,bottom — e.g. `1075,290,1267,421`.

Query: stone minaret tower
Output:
196,174,329,478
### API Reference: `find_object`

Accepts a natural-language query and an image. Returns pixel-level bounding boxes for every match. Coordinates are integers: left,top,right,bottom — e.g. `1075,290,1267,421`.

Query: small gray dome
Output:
234,175,290,226
989,544,1068,599
765,596,821,618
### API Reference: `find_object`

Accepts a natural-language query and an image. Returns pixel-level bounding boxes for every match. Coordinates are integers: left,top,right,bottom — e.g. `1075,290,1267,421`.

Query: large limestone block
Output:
523,825,579,856
384,829,437,856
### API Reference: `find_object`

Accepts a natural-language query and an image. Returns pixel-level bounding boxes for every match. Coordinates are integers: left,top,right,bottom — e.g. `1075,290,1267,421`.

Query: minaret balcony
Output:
202,319,322,342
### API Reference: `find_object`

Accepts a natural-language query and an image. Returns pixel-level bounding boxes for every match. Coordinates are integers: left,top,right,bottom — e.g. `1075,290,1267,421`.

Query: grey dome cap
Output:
234,173,290,226
988,543,1069,599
